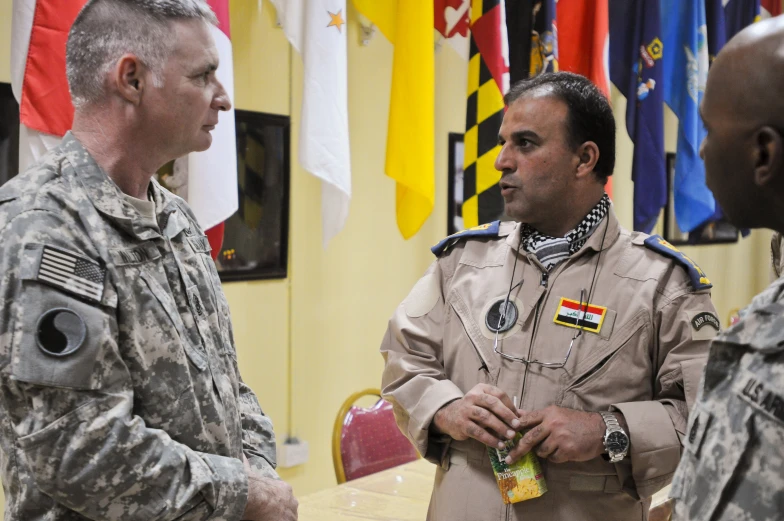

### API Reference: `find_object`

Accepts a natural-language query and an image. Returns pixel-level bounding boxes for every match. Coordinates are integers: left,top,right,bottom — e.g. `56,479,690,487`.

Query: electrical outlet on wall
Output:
276,437,309,468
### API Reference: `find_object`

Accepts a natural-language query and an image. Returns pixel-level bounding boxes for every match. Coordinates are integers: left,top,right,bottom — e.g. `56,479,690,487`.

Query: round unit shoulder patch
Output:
36,308,87,357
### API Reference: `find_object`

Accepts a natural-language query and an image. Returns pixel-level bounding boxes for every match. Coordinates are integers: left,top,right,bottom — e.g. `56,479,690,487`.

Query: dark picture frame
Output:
0,83,20,187
663,152,739,245
447,132,465,236
214,110,290,282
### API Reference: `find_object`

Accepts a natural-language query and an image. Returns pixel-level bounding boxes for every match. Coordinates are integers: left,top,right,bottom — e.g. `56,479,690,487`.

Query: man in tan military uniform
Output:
670,17,784,521
0,1,296,520
381,73,717,521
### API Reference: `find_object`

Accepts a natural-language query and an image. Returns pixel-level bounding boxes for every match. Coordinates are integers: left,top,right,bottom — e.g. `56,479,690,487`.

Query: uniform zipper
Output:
518,266,555,408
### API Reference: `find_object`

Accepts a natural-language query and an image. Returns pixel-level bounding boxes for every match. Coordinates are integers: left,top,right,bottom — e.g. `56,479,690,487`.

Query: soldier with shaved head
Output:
670,15,784,521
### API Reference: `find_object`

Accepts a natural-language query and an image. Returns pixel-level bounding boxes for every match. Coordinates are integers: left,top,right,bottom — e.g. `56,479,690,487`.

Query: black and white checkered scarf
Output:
521,193,611,271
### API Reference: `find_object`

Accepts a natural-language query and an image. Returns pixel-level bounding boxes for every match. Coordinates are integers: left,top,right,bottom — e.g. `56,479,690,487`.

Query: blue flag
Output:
662,0,715,233
687,0,752,240
610,0,665,233
725,0,761,39
705,0,727,60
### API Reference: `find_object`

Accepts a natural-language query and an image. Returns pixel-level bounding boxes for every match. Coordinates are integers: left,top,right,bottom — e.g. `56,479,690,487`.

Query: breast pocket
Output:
110,242,208,372
448,290,505,388
185,234,235,357
560,310,651,408
671,400,753,521
139,272,207,371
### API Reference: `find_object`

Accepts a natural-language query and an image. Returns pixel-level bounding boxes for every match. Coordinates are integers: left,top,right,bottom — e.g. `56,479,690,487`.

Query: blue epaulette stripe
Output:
431,221,501,257
643,235,713,291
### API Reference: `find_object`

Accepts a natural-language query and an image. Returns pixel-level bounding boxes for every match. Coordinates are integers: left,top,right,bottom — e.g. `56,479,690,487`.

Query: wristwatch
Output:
600,411,629,463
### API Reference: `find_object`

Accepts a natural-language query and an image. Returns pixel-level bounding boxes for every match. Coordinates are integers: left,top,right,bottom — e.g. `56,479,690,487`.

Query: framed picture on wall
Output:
447,132,465,236
215,110,290,281
157,112,290,281
663,152,739,245
0,83,20,187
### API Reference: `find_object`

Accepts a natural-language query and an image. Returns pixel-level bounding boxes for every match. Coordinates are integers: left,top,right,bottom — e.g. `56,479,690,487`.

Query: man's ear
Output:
753,126,783,188
111,54,146,105
575,141,600,179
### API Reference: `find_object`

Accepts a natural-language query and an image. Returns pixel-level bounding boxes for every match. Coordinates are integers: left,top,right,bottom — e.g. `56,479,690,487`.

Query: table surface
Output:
298,459,671,521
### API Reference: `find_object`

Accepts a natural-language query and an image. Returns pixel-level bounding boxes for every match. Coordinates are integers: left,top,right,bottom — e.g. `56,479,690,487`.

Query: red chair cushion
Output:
340,399,419,482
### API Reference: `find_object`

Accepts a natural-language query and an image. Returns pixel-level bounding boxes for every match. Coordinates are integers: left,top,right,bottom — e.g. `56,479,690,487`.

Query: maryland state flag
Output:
461,0,509,229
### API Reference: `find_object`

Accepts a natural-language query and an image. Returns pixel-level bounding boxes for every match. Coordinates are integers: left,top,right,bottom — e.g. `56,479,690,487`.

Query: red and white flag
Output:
761,0,782,18
557,0,610,98
10,0,237,258
10,0,83,169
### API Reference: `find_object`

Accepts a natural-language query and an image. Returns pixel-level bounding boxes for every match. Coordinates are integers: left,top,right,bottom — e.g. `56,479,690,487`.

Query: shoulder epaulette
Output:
643,235,712,290
431,221,502,257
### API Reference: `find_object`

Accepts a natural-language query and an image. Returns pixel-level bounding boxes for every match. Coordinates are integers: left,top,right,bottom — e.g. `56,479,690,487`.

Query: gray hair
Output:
66,0,218,107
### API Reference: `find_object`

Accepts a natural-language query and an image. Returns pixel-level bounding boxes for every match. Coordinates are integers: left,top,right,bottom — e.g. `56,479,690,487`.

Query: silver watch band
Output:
600,411,622,431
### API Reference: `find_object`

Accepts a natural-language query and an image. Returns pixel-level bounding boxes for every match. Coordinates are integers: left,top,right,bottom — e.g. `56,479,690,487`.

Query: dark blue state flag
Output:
610,0,665,233
725,0,761,39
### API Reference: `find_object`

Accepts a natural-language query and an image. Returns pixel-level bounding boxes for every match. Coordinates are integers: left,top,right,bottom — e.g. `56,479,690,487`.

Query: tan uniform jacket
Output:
380,209,716,521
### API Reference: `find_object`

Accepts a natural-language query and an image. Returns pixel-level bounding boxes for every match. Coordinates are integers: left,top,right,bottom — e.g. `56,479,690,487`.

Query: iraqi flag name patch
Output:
553,297,607,334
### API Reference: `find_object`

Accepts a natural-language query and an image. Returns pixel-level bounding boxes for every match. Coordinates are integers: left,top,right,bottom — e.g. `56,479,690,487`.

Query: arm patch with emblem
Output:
431,221,502,257
34,245,106,304
643,235,712,290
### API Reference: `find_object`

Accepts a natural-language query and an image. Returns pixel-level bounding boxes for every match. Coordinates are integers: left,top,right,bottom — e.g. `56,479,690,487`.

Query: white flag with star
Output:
269,0,351,247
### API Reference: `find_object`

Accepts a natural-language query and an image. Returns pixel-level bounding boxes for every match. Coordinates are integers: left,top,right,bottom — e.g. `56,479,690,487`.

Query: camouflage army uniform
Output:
0,133,277,520
671,275,784,520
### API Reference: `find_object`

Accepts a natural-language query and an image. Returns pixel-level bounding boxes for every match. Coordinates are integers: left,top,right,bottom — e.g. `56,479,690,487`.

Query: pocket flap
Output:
449,290,499,375
140,272,207,371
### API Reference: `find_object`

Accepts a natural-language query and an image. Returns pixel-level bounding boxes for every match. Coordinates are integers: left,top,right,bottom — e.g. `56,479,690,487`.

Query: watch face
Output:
606,431,629,453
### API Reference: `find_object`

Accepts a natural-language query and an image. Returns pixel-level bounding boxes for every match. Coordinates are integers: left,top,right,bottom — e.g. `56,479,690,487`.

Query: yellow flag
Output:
353,0,435,239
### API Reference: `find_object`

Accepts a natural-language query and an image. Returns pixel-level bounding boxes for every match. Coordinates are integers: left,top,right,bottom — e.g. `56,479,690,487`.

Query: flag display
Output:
662,0,715,233
761,0,782,18
724,0,761,38
610,0,665,233
530,0,558,76
270,0,351,247
353,0,435,239
11,0,84,169
557,0,610,97
461,0,509,229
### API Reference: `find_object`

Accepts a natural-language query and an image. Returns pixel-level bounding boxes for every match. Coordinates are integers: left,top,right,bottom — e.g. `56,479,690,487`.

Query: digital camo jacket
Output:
0,133,277,520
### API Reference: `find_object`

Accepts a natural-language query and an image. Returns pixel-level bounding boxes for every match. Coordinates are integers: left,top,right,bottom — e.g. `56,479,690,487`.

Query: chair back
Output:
332,388,419,483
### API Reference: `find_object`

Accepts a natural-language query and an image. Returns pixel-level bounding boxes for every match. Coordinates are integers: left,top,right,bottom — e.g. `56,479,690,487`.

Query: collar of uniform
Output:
61,132,164,241
505,203,621,254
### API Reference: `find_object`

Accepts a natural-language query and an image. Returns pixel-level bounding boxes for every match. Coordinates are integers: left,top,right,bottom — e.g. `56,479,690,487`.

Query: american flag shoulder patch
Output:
36,245,106,304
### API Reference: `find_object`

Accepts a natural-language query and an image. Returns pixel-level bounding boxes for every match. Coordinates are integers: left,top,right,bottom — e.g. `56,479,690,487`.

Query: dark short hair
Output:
504,72,616,181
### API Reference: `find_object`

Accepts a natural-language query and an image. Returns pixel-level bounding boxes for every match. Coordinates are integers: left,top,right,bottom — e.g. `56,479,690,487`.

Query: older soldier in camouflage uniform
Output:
670,16,784,521
0,1,297,520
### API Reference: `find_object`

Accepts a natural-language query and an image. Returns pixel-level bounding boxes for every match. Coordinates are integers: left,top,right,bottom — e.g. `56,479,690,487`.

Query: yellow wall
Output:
0,0,774,507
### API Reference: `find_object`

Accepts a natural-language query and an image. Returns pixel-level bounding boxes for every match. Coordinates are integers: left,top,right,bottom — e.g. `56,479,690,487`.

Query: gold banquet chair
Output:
332,388,419,484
